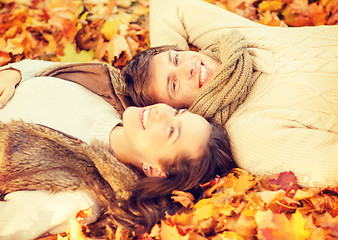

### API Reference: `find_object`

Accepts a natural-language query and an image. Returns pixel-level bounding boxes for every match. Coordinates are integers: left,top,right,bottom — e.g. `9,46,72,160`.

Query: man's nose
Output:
177,62,194,80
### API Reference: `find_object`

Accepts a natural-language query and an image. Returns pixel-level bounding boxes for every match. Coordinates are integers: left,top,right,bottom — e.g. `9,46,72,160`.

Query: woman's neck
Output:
108,126,142,169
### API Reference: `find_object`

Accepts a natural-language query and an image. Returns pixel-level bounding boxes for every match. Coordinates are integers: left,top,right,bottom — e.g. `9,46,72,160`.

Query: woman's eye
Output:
174,108,186,116
169,127,175,137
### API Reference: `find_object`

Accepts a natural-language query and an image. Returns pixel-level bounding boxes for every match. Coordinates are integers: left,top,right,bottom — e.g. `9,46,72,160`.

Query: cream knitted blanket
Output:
189,31,261,125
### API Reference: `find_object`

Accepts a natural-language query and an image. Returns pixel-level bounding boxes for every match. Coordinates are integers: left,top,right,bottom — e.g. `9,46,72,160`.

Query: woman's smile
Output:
141,108,150,129
118,104,211,167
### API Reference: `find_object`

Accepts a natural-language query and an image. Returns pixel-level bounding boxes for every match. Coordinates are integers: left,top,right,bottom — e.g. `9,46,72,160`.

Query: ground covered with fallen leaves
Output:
1,0,337,239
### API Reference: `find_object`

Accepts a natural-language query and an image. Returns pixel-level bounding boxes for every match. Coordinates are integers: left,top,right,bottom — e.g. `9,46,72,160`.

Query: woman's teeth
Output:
200,64,206,87
142,109,150,129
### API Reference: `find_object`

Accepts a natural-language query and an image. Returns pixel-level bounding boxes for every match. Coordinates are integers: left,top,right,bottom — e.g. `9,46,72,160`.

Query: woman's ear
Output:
142,163,167,178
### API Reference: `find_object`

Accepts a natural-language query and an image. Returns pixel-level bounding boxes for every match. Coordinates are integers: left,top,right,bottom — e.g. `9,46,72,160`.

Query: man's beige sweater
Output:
149,0,338,188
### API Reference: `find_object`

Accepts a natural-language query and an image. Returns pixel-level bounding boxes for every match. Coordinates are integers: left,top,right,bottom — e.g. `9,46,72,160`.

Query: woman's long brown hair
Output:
110,123,236,233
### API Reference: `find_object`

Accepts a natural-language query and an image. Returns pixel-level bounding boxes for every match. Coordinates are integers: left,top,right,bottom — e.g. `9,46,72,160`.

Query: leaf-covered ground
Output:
1,0,337,67
1,0,337,239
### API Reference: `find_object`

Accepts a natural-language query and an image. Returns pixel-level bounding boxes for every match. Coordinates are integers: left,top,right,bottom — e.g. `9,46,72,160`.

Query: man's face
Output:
147,50,221,108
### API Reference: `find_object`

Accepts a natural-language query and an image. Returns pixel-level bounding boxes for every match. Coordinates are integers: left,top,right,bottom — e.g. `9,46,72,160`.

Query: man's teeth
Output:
142,109,150,129
200,64,206,86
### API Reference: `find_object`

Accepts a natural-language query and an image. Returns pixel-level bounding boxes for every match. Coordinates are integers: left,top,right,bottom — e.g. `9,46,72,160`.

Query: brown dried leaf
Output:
172,190,195,208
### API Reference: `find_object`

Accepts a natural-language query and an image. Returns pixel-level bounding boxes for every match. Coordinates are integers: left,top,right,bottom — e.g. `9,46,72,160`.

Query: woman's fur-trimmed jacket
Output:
0,120,139,239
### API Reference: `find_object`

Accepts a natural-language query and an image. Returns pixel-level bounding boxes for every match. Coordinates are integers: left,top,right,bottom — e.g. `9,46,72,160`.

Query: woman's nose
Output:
152,107,171,123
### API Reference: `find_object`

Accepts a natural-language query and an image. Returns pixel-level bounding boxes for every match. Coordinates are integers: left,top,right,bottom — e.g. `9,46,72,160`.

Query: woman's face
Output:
147,50,221,108
122,103,211,170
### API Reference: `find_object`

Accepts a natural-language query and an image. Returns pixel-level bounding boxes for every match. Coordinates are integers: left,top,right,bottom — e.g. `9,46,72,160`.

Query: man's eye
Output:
174,54,179,65
172,79,177,91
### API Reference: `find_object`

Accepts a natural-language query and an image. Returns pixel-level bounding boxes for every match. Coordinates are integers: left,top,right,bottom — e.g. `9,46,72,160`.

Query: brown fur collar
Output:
0,120,140,203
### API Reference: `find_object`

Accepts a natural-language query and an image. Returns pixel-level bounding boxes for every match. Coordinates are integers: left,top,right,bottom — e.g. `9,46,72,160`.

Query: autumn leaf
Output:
57,219,87,240
258,189,285,204
2,1,338,239
214,231,245,240
258,0,284,13
160,221,190,240
290,210,311,240
256,210,298,240
59,43,94,63
193,199,215,221
101,17,122,41
115,226,130,240
267,171,299,195
172,190,195,208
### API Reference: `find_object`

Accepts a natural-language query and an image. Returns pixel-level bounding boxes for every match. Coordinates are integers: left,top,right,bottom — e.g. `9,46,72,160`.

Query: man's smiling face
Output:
147,50,221,108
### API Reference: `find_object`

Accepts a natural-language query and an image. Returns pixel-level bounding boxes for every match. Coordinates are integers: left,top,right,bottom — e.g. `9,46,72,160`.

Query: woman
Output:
122,0,338,188
0,60,235,239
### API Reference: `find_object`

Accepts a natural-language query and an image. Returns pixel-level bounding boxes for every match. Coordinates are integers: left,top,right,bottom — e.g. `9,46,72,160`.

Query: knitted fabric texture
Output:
189,30,261,125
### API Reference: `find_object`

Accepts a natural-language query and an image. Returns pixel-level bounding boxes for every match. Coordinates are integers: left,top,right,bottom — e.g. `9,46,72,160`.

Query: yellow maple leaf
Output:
258,1,284,13
193,199,214,221
290,210,311,240
216,231,245,240
170,211,196,226
233,170,257,193
101,17,122,41
5,37,25,55
219,203,235,216
160,221,190,240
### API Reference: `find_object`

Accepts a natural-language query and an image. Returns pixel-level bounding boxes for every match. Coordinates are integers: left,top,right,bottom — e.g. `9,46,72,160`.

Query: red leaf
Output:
268,172,299,195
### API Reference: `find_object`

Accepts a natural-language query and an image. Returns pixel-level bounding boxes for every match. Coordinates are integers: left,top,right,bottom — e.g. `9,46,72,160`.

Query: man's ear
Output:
142,163,167,178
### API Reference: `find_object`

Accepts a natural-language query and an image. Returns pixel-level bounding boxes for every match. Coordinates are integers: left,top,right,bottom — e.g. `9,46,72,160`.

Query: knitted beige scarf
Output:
188,30,261,126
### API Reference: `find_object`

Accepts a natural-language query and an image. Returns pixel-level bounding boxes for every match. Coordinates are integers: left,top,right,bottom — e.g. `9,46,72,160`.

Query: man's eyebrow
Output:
167,51,173,100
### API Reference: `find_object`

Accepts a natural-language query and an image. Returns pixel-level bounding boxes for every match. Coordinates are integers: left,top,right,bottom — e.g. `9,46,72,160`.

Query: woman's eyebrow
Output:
173,121,181,144
173,109,187,144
